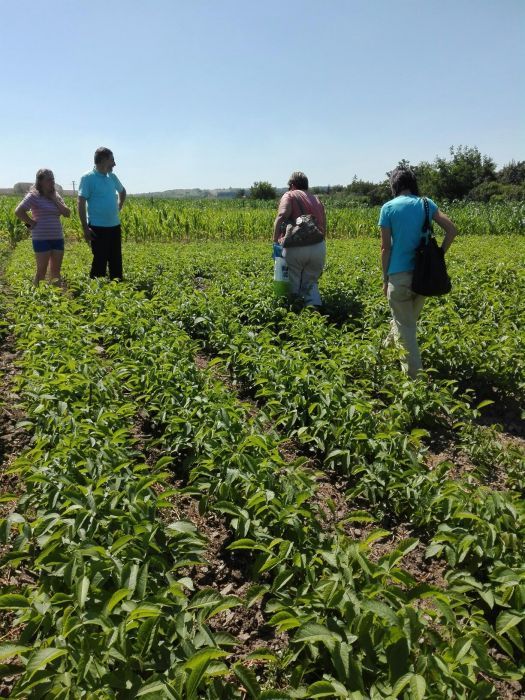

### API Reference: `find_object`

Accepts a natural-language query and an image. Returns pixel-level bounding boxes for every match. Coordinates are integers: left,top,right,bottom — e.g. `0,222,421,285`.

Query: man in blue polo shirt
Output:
78,147,126,279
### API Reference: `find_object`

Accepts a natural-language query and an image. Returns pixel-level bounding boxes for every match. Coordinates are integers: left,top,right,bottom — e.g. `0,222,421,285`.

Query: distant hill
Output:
132,187,241,199
131,187,288,199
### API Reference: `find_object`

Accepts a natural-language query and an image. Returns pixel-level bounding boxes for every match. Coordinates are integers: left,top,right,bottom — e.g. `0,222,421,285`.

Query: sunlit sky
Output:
1,0,523,193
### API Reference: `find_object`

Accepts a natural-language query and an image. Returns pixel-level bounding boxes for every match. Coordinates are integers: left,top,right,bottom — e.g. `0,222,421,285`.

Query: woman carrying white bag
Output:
272,171,326,308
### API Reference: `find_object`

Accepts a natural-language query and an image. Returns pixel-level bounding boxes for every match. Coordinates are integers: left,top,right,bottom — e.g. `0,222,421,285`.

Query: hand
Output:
83,227,95,243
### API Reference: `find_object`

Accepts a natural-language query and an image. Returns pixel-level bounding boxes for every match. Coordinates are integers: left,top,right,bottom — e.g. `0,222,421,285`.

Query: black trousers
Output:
89,224,123,280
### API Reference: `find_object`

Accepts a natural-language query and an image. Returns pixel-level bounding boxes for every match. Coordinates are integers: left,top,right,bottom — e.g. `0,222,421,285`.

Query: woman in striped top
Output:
15,169,71,285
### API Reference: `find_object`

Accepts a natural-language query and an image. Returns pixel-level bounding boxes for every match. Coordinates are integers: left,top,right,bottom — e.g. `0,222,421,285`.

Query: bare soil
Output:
0,330,32,696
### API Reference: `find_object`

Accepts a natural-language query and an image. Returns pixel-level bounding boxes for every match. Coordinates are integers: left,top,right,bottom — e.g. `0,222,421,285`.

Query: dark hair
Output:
33,168,54,195
389,167,420,197
288,171,309,191
94,147,113,165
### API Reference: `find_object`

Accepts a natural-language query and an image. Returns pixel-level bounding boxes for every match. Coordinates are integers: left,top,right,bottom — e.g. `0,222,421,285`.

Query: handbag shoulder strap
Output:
421,197,434,237
293,191,319,222
292,191,306,215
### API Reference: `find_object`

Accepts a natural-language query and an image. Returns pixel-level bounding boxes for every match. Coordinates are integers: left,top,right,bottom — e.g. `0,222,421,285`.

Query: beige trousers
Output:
283,240,326,307
387,271,426,378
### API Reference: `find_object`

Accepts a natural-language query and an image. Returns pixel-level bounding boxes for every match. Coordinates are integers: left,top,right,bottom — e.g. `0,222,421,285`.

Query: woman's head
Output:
34,169,55,195
389,167,419,197
288,171,309,191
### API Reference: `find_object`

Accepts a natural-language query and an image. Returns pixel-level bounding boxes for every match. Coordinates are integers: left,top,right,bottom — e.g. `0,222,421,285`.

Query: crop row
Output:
2,237,524,698
0,283,279,698
1,197,524,246
60,275,520,698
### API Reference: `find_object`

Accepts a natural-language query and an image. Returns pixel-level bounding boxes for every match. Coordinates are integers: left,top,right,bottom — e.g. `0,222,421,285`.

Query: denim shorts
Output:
32,239,65,253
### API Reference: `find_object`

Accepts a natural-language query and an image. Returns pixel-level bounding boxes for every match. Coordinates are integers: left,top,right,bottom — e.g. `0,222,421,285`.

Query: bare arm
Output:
118,188,127,211
433,209,457,253
77,196,94,242
273,196,292,243
14,203,35,228
380,226,392,296
51,193,71,217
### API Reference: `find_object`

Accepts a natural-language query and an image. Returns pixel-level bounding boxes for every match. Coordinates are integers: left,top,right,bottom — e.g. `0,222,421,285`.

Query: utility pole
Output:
72,180,76,194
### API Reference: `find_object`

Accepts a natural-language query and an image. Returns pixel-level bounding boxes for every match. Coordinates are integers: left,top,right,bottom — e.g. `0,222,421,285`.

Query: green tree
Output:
497,160,525,185
249,181,277,200
433,146,496,200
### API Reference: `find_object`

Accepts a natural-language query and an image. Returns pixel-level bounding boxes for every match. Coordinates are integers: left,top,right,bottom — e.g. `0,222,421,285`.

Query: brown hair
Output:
288,171,309,191
33,169,54,195
389,167,420,196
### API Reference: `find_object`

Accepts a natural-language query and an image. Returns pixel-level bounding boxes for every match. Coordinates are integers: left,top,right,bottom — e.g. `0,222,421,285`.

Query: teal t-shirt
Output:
378,195,438,275
78,169,124,227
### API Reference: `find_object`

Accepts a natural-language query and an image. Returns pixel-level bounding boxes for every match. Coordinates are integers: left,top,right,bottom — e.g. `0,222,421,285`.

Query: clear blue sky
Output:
1,0,523,193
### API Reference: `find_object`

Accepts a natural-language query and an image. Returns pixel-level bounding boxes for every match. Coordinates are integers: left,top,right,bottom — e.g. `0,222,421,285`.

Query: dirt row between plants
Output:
0,284,33,696
132,409,290,677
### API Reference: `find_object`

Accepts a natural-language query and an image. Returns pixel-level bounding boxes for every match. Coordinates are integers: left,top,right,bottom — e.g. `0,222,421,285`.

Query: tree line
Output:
249,147,525,204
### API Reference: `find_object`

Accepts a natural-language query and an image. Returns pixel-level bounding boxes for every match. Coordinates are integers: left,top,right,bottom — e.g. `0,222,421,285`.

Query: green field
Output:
1,196,524,246
0,201,524,698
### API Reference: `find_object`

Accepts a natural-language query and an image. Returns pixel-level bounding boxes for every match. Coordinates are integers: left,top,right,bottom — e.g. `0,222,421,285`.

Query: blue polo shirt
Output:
379,195,438,275
78,168,124,227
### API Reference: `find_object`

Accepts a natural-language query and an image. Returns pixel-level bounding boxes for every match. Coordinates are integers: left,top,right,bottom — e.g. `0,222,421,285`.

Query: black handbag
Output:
282,195,325,248
411,197,452,296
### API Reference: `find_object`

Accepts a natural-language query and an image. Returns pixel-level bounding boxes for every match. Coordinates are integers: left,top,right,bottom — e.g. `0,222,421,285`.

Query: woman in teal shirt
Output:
379,167,457,378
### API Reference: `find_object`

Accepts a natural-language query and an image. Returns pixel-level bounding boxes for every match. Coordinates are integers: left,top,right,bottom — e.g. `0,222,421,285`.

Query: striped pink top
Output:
18,191,64,240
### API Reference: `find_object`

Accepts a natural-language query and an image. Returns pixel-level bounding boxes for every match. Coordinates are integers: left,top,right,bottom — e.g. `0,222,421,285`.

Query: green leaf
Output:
362,529,391,546
479,589,495,609
110,534,135,553
386,635,410,682
0,551,30,566
233,663,261,698
136,562,149,599
362,600,398,626
392,673,426,699
136,680,177,698
104,588,132,615
409,674,426,700
0,594,30,609
294,623,342,652
26,647,67,677
155,456,174,469
331,641,351,686
137,617,159,657
245,584,268,607
476,399,494,409
76,575,89,609
128,605,161,621
185,648,228,699
306,680,347,697
506,625,525,653
226,538,258,550
452,637,472,662
167,520,198,534
271,569,294,593
246,649,279,663
496,611,523,635
188,588,223,609
184,648,229,671
0,643,30,661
